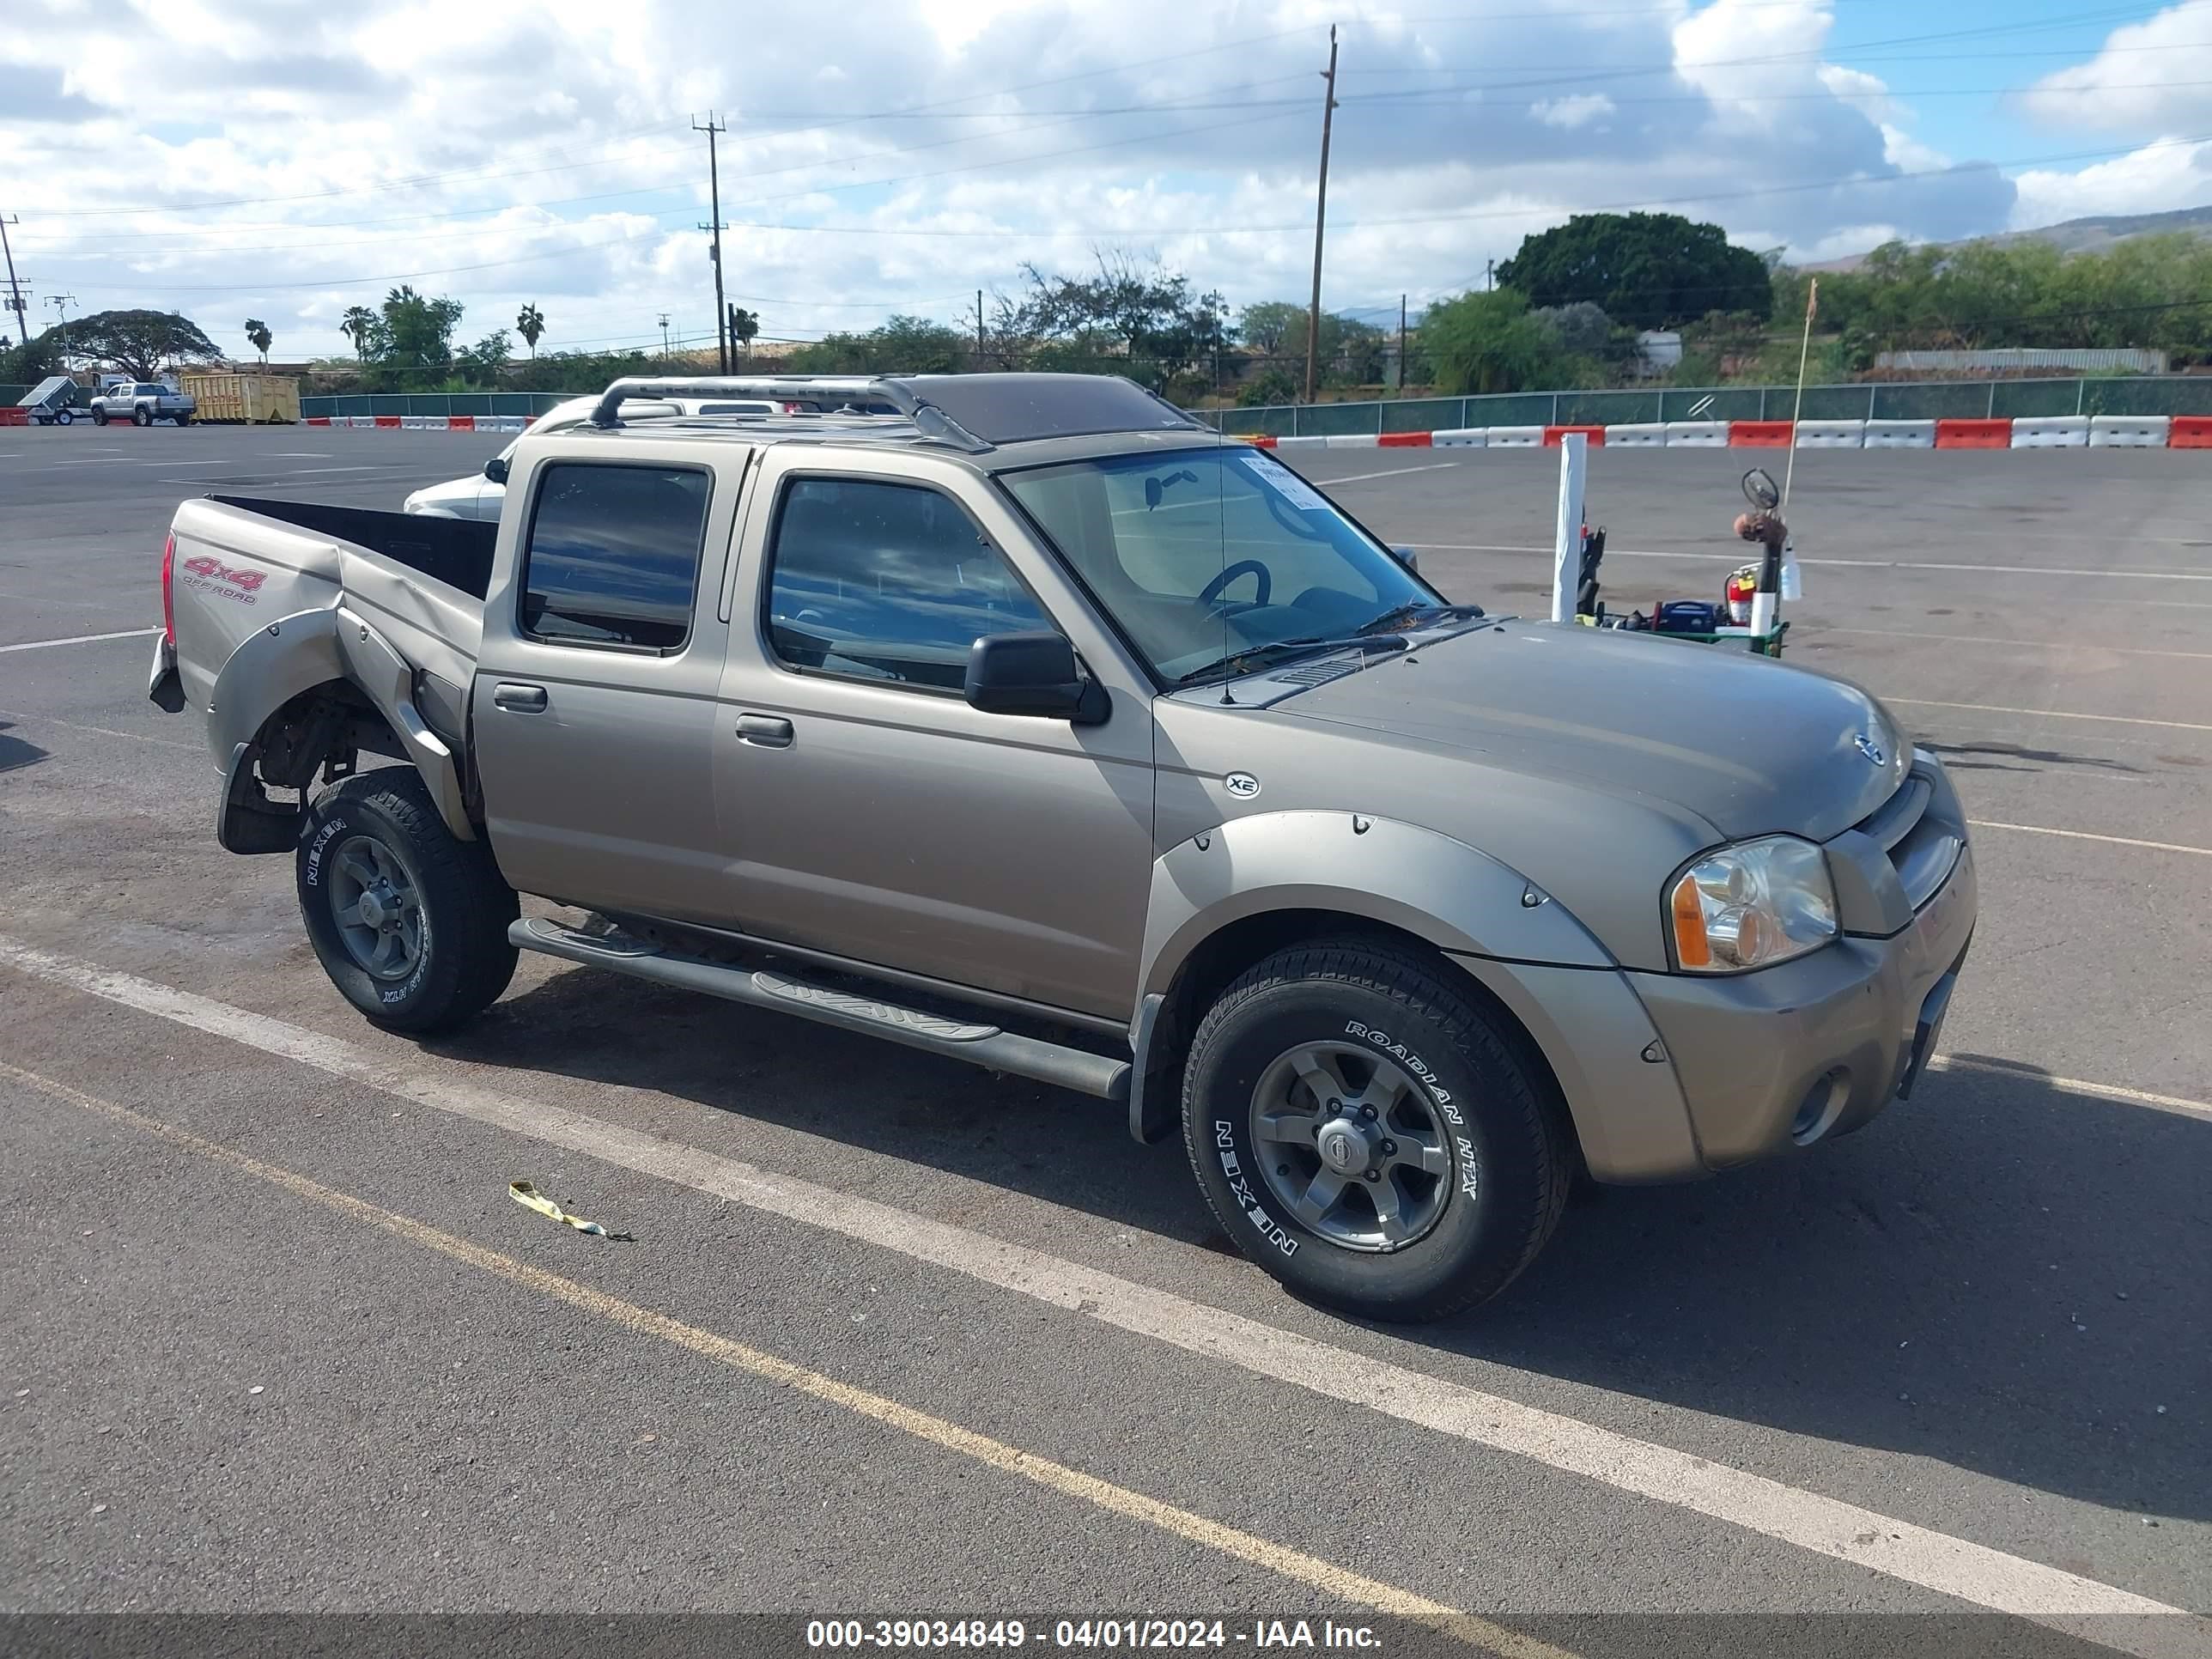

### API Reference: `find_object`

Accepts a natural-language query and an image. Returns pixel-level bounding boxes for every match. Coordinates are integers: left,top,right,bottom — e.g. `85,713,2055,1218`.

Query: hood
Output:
1273,619,1906,843
404,471,490,515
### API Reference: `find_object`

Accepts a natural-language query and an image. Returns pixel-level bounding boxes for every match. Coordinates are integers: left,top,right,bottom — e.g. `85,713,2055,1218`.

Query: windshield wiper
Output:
1355,600,1487,636
1170,633,1408,689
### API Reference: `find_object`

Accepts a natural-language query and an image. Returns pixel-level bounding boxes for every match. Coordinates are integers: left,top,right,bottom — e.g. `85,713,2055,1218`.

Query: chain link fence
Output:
1194,376,2212,435
20,376,2212,428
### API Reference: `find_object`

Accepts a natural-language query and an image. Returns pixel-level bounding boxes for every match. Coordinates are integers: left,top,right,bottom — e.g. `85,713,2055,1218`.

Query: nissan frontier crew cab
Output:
148,373,1976,1322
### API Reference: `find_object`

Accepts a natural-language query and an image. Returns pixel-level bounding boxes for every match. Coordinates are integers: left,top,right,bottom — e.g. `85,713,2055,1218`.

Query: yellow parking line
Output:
0,1058,1570,1659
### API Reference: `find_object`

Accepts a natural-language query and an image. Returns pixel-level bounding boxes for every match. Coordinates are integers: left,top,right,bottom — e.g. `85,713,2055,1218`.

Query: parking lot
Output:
2,422,2206,1656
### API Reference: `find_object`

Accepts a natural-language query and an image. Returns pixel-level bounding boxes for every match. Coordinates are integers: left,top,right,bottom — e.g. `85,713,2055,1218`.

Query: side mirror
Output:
1741,467,1778,512
964,631,1105,723
1391,544,1420,572
483,455,510,485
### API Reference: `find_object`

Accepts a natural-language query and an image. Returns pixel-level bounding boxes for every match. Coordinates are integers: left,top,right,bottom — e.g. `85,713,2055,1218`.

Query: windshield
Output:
1000,447,1437,684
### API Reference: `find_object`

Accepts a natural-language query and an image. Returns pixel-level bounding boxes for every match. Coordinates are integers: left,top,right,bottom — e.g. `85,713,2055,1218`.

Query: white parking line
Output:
0,708,198,750
0,935,2197,1652
1318,461,1462,485
271,452,332,458
1814,627,2212,662
0,627,160,654
1967,820,2212,858
1889,698,2212,733
1928,1056,2212,1124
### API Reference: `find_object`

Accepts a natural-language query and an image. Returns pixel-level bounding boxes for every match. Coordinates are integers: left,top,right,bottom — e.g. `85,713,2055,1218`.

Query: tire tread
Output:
1181,936,1570,1321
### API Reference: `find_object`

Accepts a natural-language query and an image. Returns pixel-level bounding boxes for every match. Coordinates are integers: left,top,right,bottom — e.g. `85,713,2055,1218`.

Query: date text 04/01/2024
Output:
805,1620,1384,1650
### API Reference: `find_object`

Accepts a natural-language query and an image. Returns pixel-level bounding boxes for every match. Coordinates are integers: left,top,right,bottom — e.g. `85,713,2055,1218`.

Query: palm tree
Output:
516,303,545,358
341,305,376,362
244,318,272,364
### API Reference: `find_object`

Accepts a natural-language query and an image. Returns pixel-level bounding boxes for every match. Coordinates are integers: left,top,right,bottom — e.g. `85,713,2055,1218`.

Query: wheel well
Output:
249,678,404,791
1151,908,1582,1165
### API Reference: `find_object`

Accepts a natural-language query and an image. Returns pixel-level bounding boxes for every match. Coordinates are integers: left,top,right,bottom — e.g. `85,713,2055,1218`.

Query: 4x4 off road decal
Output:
179,554,265,606
1215,1120,1297,1257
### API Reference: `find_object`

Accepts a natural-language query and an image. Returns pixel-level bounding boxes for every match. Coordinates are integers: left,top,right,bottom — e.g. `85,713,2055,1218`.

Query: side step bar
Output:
511,918,1131,1103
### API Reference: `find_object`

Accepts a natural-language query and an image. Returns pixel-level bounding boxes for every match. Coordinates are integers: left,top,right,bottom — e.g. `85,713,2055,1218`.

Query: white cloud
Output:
1531,94,1614,131
0,0,2040,356
2016,1,2212,132
2010,137,2212,227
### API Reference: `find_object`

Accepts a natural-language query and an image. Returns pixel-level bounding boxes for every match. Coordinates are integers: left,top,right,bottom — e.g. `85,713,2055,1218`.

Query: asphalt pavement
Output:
1,420,2205,1659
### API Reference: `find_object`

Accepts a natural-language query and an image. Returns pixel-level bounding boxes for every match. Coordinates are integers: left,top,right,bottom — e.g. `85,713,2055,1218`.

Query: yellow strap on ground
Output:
509,1180,634,1241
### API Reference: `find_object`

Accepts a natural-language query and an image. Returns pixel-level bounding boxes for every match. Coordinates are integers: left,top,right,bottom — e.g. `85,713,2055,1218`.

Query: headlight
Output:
1668,835,1837,972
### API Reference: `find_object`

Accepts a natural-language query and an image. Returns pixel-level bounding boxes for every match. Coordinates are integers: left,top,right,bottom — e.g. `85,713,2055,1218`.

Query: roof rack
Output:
588,372,1206,453
590,375,984,449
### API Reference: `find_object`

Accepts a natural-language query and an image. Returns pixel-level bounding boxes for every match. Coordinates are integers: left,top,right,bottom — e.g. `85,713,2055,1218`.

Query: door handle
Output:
492,682,548,713
736,714,794,748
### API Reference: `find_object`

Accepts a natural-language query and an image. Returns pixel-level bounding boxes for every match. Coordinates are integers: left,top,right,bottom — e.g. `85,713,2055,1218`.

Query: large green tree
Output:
1002,252,1231,392
783,315,966,374
374,284,465,369
15,308,222,380
1498,212,1773,329
1420,289,1569,394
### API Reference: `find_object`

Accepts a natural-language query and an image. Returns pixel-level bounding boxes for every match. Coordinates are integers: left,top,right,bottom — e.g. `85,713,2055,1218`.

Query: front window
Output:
1000,447,1436,684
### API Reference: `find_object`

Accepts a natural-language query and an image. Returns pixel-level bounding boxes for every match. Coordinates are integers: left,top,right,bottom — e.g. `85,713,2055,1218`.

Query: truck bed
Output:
206,495,497,599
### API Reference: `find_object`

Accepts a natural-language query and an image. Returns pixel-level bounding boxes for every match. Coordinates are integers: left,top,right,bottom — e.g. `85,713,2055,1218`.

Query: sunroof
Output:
898,374,1201,445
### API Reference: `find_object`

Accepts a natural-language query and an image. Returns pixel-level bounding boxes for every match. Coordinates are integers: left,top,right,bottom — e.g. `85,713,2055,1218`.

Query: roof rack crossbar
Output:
589,374,990,452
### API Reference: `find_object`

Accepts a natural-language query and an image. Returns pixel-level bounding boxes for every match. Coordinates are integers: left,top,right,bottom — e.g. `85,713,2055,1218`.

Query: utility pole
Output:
46,293,76,371
694,112,730,374
1399,293,1407,390
1303,24,1340,407
975,288,985,365
658,313,671,361
0,215,28,351
1485,258,1494,293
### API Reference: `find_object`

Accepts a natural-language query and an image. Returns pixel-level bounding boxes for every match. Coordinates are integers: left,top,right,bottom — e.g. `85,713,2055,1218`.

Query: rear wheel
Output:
54,408,72,425
1182,939,1571,1322
296,769,519,1034
131,406,151,427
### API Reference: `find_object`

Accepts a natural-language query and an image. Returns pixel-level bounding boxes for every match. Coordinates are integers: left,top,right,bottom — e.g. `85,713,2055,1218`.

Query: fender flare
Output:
207,604,473,842
1137,810,1612,1006
1133,811,1702,1179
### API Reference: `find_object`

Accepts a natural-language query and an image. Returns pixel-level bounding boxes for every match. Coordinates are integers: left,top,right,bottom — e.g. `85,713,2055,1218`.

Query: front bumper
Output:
1629,841,1978,1169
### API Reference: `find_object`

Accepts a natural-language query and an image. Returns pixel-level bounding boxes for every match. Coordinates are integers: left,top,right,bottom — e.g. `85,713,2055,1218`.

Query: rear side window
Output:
764,476,1049,690
521,463,712,651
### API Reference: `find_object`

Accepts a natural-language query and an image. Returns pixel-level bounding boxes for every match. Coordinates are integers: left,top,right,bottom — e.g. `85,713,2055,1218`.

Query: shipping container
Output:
179,372,301,423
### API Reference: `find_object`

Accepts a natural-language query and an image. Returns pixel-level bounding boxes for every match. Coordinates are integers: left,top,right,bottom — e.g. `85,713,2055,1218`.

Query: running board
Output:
510,918,1131,1103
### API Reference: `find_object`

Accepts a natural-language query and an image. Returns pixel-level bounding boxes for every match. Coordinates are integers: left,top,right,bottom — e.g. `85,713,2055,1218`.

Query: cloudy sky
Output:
4,0,2209,363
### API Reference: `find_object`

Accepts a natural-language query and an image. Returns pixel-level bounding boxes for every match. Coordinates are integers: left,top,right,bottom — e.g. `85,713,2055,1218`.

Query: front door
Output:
714,450,1156,1023
471,451,738,922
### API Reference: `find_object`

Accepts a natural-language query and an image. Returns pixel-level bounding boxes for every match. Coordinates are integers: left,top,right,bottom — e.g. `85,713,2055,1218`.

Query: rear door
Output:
714,447,1157,1022
471,441,747,922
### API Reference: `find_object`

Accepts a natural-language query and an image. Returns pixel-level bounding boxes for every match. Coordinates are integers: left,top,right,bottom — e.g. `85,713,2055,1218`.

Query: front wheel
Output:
296,769,519,1034
91,408,109,426
1182,939,1571,1322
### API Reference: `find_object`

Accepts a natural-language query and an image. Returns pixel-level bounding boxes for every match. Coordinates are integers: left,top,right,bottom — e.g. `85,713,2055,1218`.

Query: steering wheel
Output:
1197,559,1272,611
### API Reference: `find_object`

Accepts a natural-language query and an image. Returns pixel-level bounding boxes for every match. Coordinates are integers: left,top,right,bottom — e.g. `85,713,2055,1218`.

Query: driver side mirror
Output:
483,455,510,485
1390,544,1420,572
964,632,1107,724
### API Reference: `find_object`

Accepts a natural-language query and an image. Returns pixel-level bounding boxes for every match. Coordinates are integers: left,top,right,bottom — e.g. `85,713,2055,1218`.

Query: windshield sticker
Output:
1239,451,1333,514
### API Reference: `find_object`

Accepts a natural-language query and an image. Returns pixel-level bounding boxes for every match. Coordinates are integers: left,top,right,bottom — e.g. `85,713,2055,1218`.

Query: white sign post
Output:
1551,431,1588,623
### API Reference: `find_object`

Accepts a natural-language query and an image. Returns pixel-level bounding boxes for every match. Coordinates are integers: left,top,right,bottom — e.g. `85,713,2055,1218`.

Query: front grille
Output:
1856,764,1960,911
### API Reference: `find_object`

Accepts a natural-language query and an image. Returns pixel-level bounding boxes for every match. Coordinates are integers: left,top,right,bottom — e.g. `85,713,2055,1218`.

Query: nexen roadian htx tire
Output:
296,769,519,1034
1182,939,1571,1322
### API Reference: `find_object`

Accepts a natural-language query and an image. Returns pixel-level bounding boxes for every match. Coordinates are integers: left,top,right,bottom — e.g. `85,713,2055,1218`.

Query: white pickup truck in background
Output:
90,380,196,427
